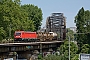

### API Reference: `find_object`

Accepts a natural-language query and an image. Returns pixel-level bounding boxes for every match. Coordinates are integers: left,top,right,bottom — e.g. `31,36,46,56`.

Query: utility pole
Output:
69,36,70,60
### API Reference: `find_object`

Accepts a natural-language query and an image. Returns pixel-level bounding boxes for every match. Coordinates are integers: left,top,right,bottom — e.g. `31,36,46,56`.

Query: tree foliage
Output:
21,4,43,31
71,54,79,60
58,40,78,60
74,7,85,47
74,7,90,52
0,27,6,40
0,0,43,40
81,44,90,54
43,55,62,60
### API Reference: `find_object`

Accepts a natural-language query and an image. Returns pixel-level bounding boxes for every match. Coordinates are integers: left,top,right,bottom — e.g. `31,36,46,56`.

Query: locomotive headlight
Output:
16,36,20,37
18,36,20,37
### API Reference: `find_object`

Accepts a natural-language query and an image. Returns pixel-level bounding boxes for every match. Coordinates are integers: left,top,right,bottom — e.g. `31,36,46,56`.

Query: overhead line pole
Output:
69,36,70,60
68,33,85,60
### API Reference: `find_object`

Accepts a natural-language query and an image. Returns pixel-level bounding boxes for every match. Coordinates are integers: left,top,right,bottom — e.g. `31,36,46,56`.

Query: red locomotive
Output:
14,31,37,42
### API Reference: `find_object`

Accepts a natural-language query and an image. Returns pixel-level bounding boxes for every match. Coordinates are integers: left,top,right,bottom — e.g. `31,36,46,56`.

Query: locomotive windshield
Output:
15,32,21,36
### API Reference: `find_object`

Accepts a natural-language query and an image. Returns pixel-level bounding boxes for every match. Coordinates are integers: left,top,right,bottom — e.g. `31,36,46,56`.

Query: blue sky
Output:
21,0,90,28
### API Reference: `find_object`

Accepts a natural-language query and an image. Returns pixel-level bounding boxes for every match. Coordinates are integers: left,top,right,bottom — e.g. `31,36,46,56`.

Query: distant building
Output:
70,27,76,33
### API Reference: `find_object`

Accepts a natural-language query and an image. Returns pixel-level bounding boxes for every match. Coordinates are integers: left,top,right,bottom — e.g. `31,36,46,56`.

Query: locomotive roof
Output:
15,31,36,33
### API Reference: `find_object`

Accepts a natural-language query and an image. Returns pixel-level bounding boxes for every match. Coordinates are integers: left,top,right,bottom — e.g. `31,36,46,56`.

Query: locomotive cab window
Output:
15,32,21,36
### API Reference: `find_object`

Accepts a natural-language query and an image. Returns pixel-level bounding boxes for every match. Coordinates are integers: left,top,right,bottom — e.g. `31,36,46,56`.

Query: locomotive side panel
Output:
22,32,37,39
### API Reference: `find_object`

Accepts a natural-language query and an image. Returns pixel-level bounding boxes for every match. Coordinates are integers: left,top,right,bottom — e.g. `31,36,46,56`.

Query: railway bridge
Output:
0,41,63,60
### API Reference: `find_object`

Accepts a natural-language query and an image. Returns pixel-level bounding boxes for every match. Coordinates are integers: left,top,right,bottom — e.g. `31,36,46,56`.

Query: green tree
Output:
75,7,84,52
84,10,90,44
43,55,62,60
58,40,78,60
21,4,43,31
71,54,79,60
81,44,90,54
0,0,37,40
0,27,6,40
74,7,85,46
74,7,90,52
